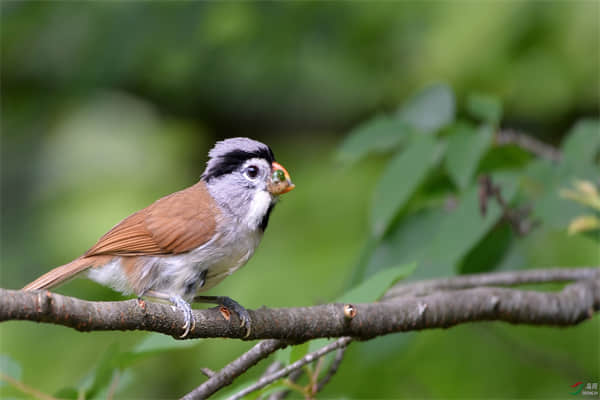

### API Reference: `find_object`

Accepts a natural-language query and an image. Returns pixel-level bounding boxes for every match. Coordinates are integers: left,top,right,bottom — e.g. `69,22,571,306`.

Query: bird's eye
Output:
244,165,259,180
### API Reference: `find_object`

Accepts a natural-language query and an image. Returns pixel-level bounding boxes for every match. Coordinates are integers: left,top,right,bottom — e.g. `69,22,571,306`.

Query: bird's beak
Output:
268,161,295,195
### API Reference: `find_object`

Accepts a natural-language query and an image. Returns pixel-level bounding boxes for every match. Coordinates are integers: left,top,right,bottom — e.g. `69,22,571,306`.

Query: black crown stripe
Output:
203,147,275,181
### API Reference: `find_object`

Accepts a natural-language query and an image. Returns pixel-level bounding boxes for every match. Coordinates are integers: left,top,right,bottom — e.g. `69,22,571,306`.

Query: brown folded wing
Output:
85,181,218,257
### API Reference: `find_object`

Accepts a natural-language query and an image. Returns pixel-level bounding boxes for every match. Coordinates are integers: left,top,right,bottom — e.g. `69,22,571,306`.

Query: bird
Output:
23,137,295,337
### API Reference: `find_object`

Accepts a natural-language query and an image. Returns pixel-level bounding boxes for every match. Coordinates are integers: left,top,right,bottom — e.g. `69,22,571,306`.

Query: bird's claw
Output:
218,297,252,338
169,295,195,338
193,295,252,338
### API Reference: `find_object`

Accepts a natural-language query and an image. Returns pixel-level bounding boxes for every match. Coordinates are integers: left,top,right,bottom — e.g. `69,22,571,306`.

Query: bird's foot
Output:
169,295,195,338
139,290,196,338
194,295,252,338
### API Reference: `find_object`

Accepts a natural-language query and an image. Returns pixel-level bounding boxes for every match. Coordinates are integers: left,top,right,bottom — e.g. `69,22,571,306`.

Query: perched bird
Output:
23,137,295,337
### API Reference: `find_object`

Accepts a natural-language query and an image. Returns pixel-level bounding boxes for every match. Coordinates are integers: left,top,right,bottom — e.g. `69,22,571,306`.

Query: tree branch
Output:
227,337,353,400
181,339,289,400
3,267,598,399
2,268,598,342
383,267,599,298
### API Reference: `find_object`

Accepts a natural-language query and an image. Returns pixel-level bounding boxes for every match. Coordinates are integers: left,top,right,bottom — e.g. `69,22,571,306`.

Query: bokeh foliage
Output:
1,1,599,399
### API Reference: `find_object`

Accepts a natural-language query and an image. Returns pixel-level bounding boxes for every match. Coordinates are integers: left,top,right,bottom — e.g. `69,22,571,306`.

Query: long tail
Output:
23,257,94,291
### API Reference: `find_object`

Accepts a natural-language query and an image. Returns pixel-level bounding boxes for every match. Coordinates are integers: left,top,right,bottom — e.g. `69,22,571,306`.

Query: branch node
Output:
343,304,357,319
200,368,216,378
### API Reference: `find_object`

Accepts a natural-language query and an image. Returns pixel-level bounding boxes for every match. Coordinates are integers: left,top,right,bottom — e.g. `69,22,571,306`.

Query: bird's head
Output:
202,137,294,231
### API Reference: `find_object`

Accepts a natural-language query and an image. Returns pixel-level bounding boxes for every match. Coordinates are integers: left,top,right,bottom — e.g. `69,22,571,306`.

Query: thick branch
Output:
2,268,598,341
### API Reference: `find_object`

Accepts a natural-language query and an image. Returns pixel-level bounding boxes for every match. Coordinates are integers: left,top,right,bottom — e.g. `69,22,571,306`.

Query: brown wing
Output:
85,181,218,256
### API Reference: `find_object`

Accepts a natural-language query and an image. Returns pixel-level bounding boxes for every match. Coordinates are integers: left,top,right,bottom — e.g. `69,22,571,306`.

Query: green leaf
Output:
426,172,519,270
368,172,519,282
466,92,503,125
336,114,411,164
336,263,416,304
398,83,455,133
445,124,494,190
478,143,533,173
458,224,513,274
366,207,447,279
371,135,440,238
561,119,600,173
0,355,21,387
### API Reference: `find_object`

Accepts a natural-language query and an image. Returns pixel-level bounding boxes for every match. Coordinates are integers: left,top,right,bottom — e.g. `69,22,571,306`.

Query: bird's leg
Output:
193,295,252,338
143,290,195,338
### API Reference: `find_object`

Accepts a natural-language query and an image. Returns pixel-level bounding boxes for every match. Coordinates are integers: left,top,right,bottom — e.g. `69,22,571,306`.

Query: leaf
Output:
370,135,440,238
466,92,503,125
426,172,519,270
366,207,447,278
0,355,22,387
398,83,455,134
561,119,600,173
458,224,513,274
478,143,533,173
336,263,416,304
336,114,411,164
445,124,494,190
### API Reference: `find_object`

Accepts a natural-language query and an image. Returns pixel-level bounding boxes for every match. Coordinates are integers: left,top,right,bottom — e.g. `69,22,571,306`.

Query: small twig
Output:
200,368,216,378
281,379,308,398
267,368,304,400
496,129,562,162
227,337,353,400
180,340,289,400
0,372,60,400
309,357,324,395
479,175,538,235
316,345,348,393
261,361,284,379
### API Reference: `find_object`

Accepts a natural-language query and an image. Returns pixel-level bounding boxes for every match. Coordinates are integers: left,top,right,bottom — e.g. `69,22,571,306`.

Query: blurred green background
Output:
1,1,598,399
